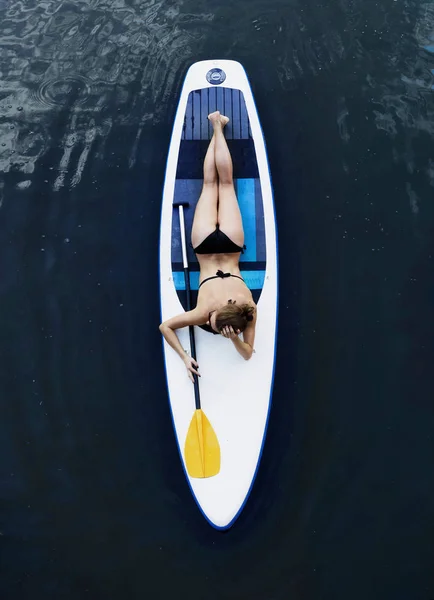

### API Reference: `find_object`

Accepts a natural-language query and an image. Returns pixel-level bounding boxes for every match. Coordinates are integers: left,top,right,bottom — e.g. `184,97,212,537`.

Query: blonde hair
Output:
215,300,255,333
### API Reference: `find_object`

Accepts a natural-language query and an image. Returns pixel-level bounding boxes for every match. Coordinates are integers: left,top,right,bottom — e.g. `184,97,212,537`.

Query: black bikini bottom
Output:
193,226,245,255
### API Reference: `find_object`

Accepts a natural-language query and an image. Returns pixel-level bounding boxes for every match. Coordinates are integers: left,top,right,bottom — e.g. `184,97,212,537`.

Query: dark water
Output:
1,0,434,598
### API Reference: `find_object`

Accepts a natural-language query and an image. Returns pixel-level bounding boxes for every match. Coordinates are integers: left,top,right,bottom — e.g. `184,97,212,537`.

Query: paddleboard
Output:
159,59,278,529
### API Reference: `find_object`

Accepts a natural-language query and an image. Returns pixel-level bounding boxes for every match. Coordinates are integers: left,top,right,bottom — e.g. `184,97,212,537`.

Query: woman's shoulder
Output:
240,291,256,309
161,307,207,330
192,300,210,323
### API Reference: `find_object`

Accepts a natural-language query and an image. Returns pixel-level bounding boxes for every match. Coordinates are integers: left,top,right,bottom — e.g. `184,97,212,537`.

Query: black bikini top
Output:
198,269,245,289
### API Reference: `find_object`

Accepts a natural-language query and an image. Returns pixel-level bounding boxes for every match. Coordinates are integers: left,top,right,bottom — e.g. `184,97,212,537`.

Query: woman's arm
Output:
159,309,204,372
222,307,257,360
237,306,257,360
231,336,254,360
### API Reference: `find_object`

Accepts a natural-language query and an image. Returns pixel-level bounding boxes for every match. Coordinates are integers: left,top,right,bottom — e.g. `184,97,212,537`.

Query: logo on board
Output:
206,68,226,85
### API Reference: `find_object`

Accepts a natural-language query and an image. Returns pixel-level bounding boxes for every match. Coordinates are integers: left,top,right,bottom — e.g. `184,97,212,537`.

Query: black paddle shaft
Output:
186,273,201,411
183,266,197,355
174,201,201,410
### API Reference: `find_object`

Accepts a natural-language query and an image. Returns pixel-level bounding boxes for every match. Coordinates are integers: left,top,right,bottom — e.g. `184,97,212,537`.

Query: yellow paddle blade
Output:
184,409,220,478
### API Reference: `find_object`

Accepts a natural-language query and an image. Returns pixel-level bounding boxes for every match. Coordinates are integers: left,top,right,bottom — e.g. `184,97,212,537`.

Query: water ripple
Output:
32,76,91,108
0,0,210,181
366,0,434,187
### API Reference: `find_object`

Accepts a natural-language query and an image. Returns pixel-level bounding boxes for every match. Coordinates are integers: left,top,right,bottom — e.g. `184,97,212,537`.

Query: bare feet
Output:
220,114,230,127
208,110,230,128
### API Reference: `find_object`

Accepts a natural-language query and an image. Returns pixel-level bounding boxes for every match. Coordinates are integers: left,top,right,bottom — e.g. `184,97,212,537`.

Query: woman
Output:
159,111,257,382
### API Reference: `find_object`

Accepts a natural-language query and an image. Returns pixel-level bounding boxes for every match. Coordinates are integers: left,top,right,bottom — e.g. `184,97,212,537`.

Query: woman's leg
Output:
190,134,218,249
208,111,244,248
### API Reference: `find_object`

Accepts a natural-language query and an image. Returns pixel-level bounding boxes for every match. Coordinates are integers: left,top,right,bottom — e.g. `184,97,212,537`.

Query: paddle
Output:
174,201,221,479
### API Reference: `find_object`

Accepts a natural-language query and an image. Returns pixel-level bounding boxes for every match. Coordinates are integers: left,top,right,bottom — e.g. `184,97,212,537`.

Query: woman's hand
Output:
183,354,200,383
220,325,240,340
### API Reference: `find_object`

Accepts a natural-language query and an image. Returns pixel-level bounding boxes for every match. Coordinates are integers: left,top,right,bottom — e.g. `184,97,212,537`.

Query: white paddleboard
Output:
159,59,278,529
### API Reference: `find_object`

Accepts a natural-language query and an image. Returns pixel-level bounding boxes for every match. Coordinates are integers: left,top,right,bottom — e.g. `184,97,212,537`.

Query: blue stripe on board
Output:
208,86,217,112
201,89,209,139
185,92,193,140
224,88,233,139
237,179,256,262
254,178,266,262
232,89,241,140
172,260,266,273
172,270,266,291
240,93,249,140
208,87,217,138
216,87,224,115
193,91,201,140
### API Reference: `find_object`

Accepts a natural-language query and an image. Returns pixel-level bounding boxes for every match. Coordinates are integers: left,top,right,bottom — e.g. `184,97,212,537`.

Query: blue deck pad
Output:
255,179,266,260
236,179,256,262
174,87,264,306
176,140,259,180
172,270,266,292
183,88,252,141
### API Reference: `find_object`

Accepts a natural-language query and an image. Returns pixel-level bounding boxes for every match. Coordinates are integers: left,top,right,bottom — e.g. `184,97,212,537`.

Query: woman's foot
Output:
208,111,230,128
